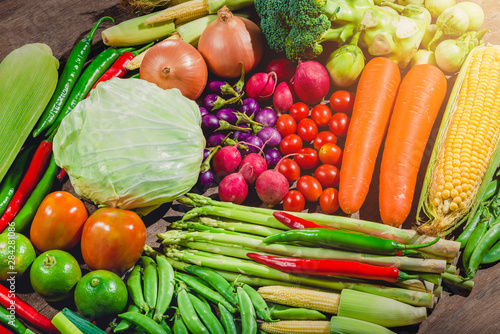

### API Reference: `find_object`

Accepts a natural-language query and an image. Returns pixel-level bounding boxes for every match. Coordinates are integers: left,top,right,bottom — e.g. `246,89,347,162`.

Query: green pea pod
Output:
185,265,238,306
462,215,490,269
118,312,167,334
10,155,57,233
114,304,141,332
127,265,149,314
188,293,225,334
0,304,34,334
484,179,499,201
173,312,189,334
466,223,500,279
218,303,238,334
141,256,158,311
195,293,211,309
270,305,327,320
176,286,209,334
153,255,175,322
241,283,274,322
160,319,173,334
237,286,257,334
481,239,500,264
174,272,236,313
456,206,485,248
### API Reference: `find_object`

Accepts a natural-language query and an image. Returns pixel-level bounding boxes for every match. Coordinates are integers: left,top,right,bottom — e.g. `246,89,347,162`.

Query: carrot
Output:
339,57,401,215
379,64,447,227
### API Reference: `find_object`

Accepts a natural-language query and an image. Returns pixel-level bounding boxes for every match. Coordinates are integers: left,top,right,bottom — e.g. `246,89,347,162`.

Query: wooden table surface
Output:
1,0,500,333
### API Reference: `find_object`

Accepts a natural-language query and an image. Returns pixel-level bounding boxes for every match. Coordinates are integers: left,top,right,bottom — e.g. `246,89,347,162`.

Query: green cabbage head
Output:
53,77,205,214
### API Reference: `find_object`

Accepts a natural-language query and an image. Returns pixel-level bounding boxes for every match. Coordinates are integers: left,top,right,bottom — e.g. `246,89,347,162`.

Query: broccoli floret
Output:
255,0,332,60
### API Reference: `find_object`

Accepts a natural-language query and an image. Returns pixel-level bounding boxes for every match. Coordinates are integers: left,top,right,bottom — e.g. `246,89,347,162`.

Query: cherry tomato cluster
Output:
276,90,354,214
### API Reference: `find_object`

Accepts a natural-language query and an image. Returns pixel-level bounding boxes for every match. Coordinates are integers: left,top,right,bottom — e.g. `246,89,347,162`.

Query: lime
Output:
0,232,36,281
74,269,128,318
30,250,82,302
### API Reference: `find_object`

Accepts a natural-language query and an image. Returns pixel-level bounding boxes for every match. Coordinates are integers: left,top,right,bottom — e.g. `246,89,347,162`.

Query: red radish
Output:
212,146,242,178
255,155,293,206
266,58,295,82
239,153,267,185
246,72,277,101
273,81,295,113
293,61,330,105
218,172,248,204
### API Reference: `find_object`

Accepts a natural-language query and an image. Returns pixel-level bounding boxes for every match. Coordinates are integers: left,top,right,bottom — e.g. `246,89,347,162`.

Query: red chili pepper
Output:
0,285,59,333
0,323,13,334
87,51,134,95
273,211,334,230
246,253,422,284
56,168,67,182
0,140,52,233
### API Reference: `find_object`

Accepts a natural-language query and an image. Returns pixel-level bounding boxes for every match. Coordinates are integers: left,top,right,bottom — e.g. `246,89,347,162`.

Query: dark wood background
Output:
1,0,500,333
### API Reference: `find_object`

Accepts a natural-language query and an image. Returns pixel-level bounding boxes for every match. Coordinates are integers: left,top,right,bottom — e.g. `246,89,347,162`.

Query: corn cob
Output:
417,45,500,236
260,320,331,334
126,32,181,71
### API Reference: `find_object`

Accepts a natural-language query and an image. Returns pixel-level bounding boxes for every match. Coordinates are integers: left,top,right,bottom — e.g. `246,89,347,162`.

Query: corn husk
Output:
0,43,59,183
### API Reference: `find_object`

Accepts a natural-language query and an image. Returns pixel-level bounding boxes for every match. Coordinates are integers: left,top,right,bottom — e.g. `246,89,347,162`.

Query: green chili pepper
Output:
240,283,274,322
456,206,485,248
141,256,158,311
218,303,238,334
188,293,225,334
46,45,135,136
118,312,167,334
32,16,113,138
462,215,492,269
185,265,238,306
0,304,34,334
466,222,500,279
114,304,141,333
127,265,149,314
130,73,141,79
173,312,189,334
237,286,257,334
10,155,57,233
153,255,175,322
0,147,34,218
269,304,327,320
176,285,209,334
481,239,500,264
174,272,236,313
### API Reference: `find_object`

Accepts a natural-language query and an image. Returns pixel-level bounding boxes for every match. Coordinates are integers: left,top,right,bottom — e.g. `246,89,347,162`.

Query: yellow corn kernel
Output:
125,32,181,71
144,0,209,25
260,321,331,334
257,286,340,314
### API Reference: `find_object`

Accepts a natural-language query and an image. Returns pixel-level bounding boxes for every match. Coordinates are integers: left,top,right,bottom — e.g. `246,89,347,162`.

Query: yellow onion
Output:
140,39,207,100
198,6,264,78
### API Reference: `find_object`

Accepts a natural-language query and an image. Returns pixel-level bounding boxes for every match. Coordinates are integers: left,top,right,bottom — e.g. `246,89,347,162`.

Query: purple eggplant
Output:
243,135,264,155
255,107,278,127
199,106,209,117
203,93,242,112
258,127,282,147
265,148,281,166
240,98,260,117
207,80,239,97
216,108,238,124
232,125,252,142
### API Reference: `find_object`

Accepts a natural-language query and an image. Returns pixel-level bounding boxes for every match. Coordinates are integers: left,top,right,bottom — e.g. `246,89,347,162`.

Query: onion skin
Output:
140,39,207,100
198,6,264,78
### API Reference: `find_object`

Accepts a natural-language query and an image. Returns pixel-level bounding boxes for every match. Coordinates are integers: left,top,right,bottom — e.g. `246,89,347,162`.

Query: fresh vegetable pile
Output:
1,0,500,333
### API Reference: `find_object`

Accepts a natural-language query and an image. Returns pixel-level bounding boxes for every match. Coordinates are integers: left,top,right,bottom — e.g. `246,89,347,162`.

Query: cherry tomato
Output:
330,90,355,113
319,188,340,214
319,143,343,167
315,164,340,188
289,102,309,122
282,190,306,212
280,134,303,155
294,147,319,170
276,114,297,137
313,131,337,151
30,191,88,252
297,175,323,202
328,113,350,138
310,104,332,127
81,208,147,275
277,158,301,183
297,118,318,143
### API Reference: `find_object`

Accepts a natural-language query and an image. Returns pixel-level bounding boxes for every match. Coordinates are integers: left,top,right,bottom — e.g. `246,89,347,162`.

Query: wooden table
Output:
1,0,500,333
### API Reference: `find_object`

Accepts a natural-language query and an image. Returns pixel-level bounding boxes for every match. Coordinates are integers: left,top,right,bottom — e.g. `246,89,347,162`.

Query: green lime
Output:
74,269,128,318
0,232,36,281
30,250,81,302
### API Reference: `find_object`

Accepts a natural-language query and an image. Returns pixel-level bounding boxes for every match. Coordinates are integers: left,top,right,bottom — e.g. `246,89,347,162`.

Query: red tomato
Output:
280,134,303,155
30,191,88,252
328,113,350,138
81,208,147,275
282,190,306,212
294,147,319,170
330,90,355,114
315,164,340,188
319,188,340,214
297,118,318,143
313,131,337,151
276,114,297,137
319,143,343,167
310,104,332,127
296,175,323,202
277,158,301,183
289,102,309,122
